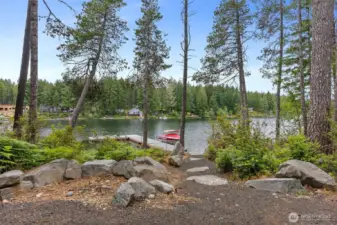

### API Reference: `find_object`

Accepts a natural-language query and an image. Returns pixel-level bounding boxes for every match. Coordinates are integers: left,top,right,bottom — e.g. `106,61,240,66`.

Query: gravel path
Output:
1,156,336,225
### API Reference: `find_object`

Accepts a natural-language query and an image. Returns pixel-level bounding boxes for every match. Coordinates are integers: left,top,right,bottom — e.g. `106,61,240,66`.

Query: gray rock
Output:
65,160,82,180
190,158,202,161
113,182,135,207
244,178,304,193
81,160,117,178
128,177,156,200
23,159,69,187
169,155,183,167
134,164,169,182
133,156,167,171
20,180,34,190
0,187,15,200
276,160,337,190
149,179,174,193
187,175,228,186
171,142,184,156
0,170,23,188
186,166,210,173
112,160,137,179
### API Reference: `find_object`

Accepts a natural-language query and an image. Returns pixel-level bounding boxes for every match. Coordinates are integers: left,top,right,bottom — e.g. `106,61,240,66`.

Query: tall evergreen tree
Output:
308,0,334,153
57,0,128,128
193,0,252,126
133,0,171,148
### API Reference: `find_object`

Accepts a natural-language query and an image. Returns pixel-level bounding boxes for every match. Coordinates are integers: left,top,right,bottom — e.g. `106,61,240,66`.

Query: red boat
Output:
157,130,180,144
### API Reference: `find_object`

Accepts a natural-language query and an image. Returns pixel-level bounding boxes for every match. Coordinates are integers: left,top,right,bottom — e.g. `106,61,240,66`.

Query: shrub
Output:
41,125,83,148
96,139,167,162
0,136,40,171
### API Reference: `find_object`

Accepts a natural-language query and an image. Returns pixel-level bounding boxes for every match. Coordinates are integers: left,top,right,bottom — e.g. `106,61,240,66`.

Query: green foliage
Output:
0,136,40,171
41,125,84,148
96,139,167,162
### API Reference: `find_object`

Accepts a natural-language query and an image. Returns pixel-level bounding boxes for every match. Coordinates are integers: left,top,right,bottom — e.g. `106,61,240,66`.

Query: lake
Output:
43,118,287,155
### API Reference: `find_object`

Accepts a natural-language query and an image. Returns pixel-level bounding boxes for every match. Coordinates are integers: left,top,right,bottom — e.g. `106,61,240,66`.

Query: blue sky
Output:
0,0,274,92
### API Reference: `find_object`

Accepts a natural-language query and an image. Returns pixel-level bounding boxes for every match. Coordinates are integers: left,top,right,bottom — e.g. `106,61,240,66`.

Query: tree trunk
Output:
28,0,38,143
334,23,337,123
308,0,334,153
235,0,249,127
275,0,284,140
142,77,149,148
70,11,108,128
298,0,308,136
13,1,31,137
179,0,189,147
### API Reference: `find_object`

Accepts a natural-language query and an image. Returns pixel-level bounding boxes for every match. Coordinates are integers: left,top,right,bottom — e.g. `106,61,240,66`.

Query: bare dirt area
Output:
1,156,337,225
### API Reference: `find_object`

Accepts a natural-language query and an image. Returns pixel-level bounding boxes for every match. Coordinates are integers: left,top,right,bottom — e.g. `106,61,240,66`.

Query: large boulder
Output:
128,177,156,200
244,178,304,193
81,160,116,178
112,160,137,179
133,157,167,171
168,155,183,167
276,160,337,190
133,165,169,182
0,181,33,200
149,179,174,194
23,159,69,187
65,160,82,180
187,175,228,186
112,182,135,207
171,142,184,156
0,170,23,188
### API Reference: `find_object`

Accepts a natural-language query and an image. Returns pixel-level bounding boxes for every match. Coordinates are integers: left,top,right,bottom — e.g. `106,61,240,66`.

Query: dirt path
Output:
1,156,337,225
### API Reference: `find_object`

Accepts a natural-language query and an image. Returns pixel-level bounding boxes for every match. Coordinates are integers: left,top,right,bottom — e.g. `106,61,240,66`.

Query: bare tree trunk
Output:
13,1,31,137
235,0,249,127
334,23,337,123
308,0,334,153
275,0,284,140
142,77,149,148
298,0,308,136
179,0,189,147
28,0,38,143
70,11,108,128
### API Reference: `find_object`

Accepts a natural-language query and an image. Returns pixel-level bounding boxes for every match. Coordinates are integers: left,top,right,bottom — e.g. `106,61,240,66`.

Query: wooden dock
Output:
88,134,175,152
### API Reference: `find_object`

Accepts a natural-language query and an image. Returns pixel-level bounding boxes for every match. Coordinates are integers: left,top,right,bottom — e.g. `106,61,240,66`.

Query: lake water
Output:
43,118,290,155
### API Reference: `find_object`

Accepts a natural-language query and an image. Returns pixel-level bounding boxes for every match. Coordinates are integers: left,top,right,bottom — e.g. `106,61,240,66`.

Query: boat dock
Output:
88,134,175,152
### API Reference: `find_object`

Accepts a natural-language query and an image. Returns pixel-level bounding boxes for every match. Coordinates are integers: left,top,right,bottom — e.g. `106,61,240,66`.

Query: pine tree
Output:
57,0,128,127
133,0,171,148
193,0,252,126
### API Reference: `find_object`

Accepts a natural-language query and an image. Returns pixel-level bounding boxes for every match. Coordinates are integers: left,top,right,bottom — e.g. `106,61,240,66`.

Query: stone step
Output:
186,167,210,173
190,158,202,161
187,175,228,186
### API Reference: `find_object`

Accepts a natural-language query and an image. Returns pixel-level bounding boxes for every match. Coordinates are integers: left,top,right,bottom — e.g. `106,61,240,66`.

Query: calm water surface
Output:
44,119,212,155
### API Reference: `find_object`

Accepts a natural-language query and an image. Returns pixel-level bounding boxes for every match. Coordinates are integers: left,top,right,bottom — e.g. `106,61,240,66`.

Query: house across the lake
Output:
128,108,142,117
0,104,29,117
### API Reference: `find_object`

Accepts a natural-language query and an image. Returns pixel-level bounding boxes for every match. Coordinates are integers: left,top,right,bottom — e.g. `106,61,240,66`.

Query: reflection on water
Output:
43,117,290,155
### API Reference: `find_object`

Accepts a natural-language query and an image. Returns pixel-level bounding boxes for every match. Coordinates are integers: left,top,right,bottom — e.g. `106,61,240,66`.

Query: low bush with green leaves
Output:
96,139,167,162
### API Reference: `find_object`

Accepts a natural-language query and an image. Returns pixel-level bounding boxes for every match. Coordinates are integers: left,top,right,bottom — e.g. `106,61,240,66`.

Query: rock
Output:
20,180,34,190
171,142,184,156
187,175,228,186
0,187,15,200
112,182,135,207
36,192,43,198
0,170,23,188
112,160,137,179
190,158,202,161
133,165,169,182
186,166,210,173
66,191,73,197
81,160,117,178
128,177,156,200
133,157,167,171
23,159,69,187
244,178,304,193
65,160,82,180
276,160,337,190
148,194,155,199
169,155,183,167
149,179,174,193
